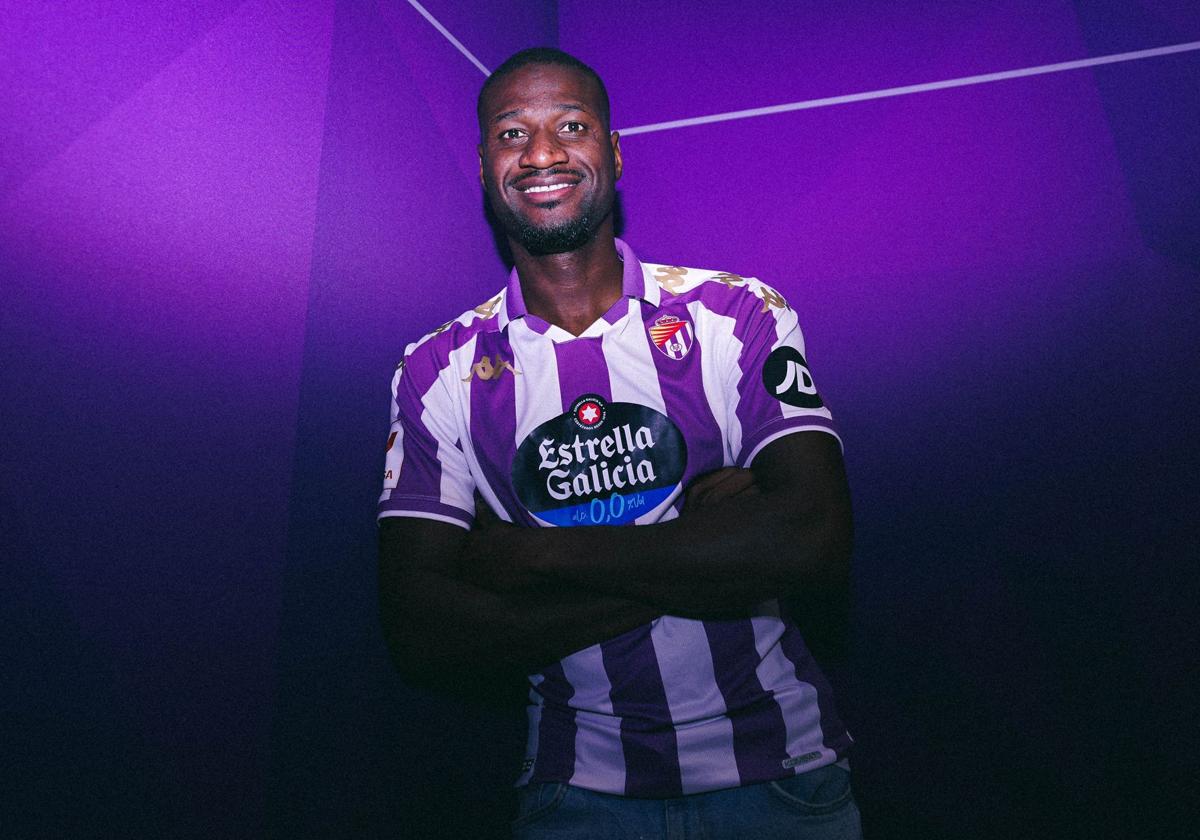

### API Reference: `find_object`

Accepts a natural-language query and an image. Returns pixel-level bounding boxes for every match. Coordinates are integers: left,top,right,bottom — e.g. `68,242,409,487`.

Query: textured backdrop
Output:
2,2,1197,838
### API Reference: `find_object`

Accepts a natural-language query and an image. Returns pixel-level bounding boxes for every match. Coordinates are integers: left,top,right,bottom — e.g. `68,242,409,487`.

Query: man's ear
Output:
477,145,484,185
611,132,623,181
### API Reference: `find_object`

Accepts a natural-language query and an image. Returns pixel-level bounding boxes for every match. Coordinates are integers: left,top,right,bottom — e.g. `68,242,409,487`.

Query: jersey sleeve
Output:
377,355,475,529
730,284,840,467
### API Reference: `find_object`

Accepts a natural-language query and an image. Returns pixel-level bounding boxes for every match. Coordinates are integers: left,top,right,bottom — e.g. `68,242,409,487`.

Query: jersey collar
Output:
495,237,661,334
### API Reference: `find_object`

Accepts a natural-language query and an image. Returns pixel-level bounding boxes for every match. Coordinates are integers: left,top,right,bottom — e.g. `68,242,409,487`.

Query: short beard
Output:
488,172,615,256
512,208,596,255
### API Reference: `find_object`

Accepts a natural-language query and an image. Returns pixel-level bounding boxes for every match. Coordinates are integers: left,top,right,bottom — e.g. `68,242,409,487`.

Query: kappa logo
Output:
762,346,824,409
473,292,503,318
648,314,694,360
654,265,688,295
758,285,788,312
463,354,518,382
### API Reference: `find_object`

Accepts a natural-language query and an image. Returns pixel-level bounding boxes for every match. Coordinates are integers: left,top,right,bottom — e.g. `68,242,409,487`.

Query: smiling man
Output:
479,60,618,263
378,48,862,839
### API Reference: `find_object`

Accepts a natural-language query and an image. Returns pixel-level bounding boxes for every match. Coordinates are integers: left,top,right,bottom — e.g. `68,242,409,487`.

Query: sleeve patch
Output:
762,346,824,409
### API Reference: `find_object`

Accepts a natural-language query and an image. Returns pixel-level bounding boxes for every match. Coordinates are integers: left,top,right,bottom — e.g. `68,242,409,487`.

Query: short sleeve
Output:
730,285,840,467
377,356,475,529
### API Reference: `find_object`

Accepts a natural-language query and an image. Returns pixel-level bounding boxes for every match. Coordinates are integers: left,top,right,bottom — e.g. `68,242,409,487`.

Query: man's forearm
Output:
379,435,849,684
514,492,846,616
379,558,658,682
467,433,853,617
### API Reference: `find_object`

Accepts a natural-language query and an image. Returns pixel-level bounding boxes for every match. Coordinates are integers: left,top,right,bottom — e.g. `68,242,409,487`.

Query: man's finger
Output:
687,467,743,494
685,467,758,509
473,492,501,528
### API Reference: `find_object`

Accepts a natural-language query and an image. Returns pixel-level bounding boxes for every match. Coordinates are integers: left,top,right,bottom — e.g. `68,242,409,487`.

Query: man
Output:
379,47,861,838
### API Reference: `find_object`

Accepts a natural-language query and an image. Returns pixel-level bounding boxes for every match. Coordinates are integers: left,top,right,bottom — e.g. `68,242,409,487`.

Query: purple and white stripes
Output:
380,239,851,795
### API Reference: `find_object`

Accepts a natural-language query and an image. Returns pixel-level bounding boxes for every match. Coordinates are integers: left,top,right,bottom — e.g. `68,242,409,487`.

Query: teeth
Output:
523,183,573,194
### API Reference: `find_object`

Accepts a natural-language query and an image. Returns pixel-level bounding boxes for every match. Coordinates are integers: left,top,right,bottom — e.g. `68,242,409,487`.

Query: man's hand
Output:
379,515,661,683
458,494,551,595
684,466,760,510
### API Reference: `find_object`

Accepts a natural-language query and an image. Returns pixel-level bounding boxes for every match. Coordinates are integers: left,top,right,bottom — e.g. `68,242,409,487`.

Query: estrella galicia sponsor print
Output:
512,394,687,526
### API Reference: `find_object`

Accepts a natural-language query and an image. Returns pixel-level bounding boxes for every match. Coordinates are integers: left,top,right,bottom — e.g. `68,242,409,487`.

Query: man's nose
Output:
519,129,568,169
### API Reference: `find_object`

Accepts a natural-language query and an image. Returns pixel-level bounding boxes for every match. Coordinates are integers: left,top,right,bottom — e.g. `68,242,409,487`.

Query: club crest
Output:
648,315,694,360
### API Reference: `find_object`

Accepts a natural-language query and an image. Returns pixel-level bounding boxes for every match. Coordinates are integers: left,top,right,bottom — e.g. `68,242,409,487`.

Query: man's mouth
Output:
512,169,584,198
520,182,575,194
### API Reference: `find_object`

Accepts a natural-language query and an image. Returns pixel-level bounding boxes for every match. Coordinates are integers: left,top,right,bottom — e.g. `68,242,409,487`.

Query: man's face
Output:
478,64,622,255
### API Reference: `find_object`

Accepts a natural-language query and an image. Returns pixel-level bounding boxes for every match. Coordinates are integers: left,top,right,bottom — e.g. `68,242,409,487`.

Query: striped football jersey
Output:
379,238,852,796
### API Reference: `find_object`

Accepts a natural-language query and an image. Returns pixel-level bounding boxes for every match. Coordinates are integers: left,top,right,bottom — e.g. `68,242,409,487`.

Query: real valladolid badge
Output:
649,314,694,360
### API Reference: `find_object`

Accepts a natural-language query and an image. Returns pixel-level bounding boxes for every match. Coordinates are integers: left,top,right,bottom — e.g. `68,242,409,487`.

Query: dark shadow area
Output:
835,255,1200,840
1071,0,1200,269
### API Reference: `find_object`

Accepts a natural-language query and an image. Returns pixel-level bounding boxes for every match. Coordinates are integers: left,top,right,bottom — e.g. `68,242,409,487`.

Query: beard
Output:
510,206,596,255
490,173,614,256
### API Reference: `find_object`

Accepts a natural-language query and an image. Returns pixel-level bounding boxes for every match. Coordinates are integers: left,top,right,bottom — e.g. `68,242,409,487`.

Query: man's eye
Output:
499,128,524,140
562,122,586,133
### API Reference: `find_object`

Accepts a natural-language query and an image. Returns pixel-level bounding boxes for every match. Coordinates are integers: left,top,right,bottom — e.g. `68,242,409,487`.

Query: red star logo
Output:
577,402,601,425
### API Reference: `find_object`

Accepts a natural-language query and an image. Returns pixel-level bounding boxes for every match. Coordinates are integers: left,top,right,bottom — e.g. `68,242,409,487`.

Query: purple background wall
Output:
2,2,1196,838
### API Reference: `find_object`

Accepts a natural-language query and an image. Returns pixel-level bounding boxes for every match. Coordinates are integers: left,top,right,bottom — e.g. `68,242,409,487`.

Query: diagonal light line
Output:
617,40,1200,136
404,0,490,76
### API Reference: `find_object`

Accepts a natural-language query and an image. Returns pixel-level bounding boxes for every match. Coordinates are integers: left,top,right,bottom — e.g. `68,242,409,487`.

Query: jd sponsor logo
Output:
762,346,823,409
512,395,687,526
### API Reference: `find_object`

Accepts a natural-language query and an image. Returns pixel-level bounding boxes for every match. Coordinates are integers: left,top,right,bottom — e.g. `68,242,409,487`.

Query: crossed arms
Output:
378,431,852,687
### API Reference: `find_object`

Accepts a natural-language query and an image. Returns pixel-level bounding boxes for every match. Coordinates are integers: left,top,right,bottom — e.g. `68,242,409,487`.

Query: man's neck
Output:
511,228,624,337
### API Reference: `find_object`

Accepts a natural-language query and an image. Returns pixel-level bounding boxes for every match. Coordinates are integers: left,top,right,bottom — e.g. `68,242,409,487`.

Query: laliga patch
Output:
512,394,686,526
382,430,401,488
648,314,694,360
763,347,824,409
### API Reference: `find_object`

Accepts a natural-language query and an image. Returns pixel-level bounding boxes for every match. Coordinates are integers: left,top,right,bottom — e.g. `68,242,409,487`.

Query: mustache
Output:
509,168,585,189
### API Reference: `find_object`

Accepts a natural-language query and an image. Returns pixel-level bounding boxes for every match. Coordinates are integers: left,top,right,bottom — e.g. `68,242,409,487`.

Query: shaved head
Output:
478,47,610,137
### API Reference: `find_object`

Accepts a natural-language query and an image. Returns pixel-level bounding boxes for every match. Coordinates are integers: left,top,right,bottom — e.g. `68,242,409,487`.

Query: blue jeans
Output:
512,762,862,839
